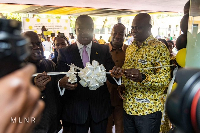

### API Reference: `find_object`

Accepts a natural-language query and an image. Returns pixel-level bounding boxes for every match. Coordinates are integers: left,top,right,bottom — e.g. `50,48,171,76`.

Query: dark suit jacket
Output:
57,42,115,124
33,59,62,133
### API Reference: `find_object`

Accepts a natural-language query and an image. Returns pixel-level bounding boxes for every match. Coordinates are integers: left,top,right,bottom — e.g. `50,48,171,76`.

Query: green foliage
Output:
69,16,77,28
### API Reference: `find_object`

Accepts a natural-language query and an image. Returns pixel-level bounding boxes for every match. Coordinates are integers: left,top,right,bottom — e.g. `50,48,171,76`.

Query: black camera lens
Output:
0,19,21,35
166,68,200,133
0,19,30,78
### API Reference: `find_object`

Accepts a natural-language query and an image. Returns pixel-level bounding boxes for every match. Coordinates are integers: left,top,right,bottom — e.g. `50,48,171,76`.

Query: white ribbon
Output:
78,60,107,90
167,66,178,97
65,64,79,84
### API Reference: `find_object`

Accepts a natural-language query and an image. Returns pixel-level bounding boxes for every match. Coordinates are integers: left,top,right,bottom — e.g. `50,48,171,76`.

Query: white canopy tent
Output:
0,0,188,13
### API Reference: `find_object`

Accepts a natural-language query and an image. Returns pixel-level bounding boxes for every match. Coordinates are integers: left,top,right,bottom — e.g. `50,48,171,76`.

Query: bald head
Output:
134,13,151,25
132,13,152,42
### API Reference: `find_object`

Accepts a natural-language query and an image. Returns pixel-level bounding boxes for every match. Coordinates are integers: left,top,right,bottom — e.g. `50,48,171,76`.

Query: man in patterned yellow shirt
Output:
110,13,171,133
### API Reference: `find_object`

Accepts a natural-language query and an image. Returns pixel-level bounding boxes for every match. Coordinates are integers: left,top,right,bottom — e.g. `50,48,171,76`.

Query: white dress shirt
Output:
58,41,121,96
58,41,92,96
76,41,92,61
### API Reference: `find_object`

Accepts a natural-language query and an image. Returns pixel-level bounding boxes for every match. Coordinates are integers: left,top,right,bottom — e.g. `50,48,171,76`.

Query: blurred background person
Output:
167,40,177,56
41,25,48,40
42,36,53,59
93,34,98,43
98,36,106,44
23,31,62,133
106,23,128,133
52,37,68,65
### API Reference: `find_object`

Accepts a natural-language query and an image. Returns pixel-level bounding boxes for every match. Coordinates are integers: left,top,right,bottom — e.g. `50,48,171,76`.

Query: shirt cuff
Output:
58,79,65,96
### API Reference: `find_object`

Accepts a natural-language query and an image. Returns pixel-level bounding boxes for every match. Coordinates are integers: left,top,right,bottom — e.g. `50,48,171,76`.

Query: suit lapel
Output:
70,42,100,68
90,42,99,63
70,43,84,68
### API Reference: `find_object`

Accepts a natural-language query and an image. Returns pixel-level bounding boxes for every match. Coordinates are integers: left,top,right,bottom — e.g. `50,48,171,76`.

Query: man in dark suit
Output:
57,15,115,133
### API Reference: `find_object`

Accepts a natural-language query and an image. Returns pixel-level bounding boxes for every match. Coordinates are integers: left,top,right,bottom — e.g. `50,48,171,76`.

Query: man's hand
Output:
0,64,45,133
34,72,51,91
59,76,77,90
117,84,125,100
124,68,142,82
110,66,124,78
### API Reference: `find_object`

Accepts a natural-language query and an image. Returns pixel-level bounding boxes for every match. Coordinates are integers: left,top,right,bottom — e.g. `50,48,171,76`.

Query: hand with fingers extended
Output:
59,76,78,90
110,66,124,79
0,64,45,133
34,72,51,91
124,68,142,82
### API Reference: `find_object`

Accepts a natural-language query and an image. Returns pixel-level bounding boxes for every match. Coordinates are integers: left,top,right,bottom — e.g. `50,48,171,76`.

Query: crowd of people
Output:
0,1,191,133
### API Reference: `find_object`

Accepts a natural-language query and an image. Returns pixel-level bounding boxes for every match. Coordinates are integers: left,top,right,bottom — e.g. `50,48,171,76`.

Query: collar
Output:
76,41,92,49
109,42,125,52
132,35,154,46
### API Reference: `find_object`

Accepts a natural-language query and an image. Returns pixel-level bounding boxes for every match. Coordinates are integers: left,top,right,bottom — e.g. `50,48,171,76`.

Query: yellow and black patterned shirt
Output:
122,35,171,116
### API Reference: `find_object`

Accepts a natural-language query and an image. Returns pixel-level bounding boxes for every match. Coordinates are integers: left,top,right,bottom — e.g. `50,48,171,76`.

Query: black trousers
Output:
63,110,108,133
124,110,162,133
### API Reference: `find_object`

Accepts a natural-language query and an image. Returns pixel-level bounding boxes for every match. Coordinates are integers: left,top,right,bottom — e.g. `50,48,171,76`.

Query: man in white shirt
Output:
56,15,116,133
42,37,52,59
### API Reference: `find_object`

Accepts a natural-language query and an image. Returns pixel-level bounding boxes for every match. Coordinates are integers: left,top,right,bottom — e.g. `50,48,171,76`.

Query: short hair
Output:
54,37,68,46
180,13,189,34
167,40,174,47
111,23,126,35
176,34,187,50
23,31,40,43
75,15,94,28
113,23,125,30
184,1,190,14
55,37,65,42
158,39,169,49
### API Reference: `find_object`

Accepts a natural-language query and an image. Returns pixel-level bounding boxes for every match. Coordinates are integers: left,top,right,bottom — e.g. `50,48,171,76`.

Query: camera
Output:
166,68,200,133
0,18,30,78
